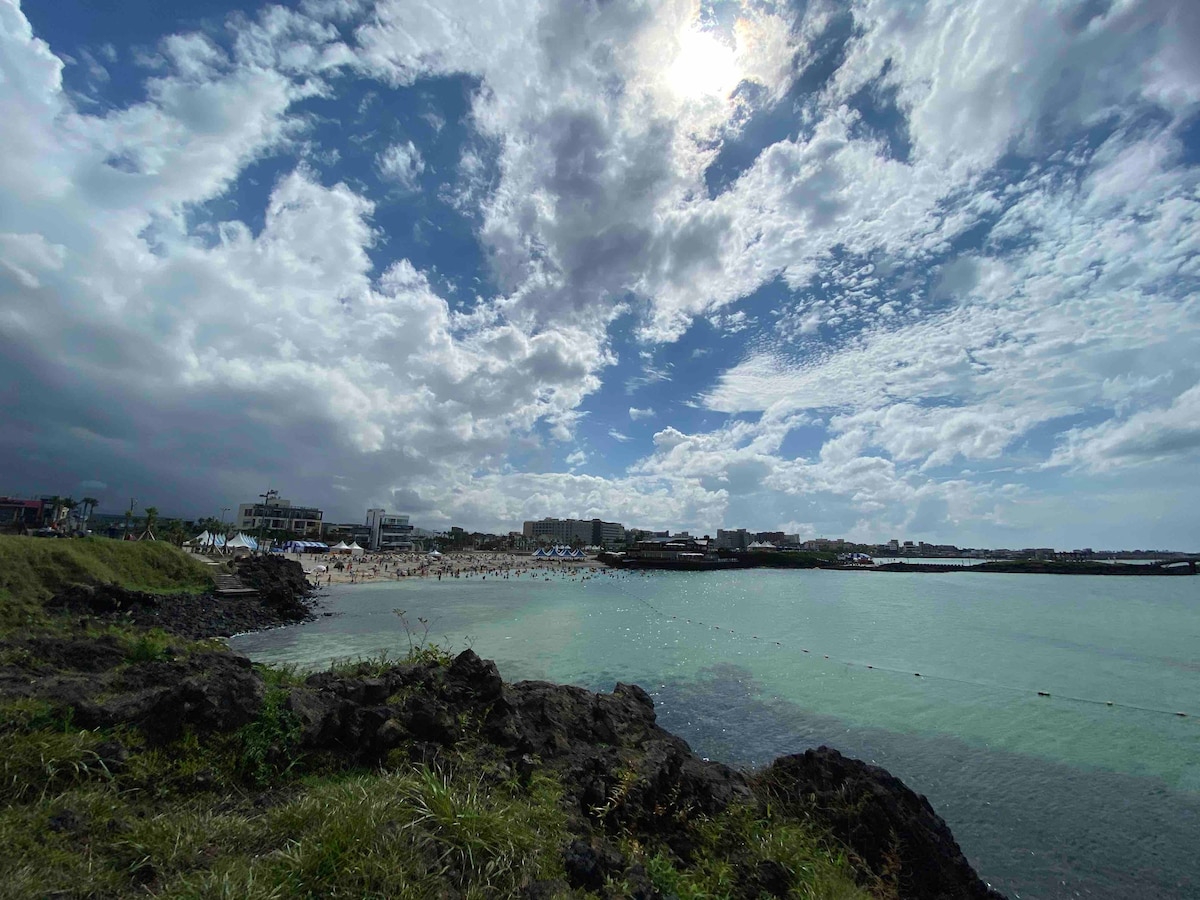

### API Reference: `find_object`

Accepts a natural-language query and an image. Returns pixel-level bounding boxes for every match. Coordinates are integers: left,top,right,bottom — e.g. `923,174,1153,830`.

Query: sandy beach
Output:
285,549,609,587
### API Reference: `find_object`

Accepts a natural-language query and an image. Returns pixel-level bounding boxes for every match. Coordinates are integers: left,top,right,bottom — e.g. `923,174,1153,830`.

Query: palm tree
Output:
198,516,224,535
81,497,99,524
142,506,158,541
123,508,134,540
164,519,186,547
45,495,63,527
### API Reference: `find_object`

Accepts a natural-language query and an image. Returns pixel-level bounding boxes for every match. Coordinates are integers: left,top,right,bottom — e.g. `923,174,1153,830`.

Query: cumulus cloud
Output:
1046,384,1200,473
1,0,1197,548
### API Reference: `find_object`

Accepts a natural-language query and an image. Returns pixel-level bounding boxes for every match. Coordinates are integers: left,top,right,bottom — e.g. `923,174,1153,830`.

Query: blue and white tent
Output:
533,546,587,558
283,540,329,553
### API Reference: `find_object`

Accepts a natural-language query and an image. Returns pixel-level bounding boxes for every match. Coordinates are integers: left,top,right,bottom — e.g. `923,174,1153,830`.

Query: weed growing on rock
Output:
236,688,303,786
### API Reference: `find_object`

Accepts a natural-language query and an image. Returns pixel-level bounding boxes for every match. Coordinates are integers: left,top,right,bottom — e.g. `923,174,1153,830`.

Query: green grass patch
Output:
626,803,876,900
0,535,214,632
235,688,304,787
326,643,454,678
0,760,570,899
0,723,114,803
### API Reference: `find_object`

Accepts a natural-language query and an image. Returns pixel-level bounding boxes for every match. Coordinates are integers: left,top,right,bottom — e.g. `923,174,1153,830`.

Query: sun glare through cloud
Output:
665,27,742,100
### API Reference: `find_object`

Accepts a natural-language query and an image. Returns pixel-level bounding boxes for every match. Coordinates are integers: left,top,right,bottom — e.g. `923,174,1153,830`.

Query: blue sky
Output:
2,0,1199,549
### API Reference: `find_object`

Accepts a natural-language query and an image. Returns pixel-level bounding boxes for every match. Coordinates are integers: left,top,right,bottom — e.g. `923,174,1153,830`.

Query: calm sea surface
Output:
230,568,1200,900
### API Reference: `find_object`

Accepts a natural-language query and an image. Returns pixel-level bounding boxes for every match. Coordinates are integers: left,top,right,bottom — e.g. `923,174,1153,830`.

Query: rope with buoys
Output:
604,578,1196,722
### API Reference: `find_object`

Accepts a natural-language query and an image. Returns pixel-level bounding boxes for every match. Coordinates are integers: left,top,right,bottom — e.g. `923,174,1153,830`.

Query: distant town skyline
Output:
2,0,1198,551
5,492,1194,556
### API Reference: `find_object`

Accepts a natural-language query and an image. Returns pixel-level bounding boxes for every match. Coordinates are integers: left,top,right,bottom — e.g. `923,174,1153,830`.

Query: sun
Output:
665,28,741,101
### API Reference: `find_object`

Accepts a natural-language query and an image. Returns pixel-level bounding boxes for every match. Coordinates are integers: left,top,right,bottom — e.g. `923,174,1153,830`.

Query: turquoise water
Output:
230,568,1200,899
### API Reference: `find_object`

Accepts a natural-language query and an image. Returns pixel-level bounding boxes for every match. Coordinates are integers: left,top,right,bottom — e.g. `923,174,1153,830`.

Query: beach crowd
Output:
287,550,619,587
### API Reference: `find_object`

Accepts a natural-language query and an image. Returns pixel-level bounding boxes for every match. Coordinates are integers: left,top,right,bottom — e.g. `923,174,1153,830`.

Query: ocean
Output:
229,567,1200,899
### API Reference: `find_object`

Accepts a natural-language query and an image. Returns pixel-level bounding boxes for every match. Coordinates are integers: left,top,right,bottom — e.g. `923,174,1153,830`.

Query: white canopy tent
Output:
185,530,226,550
347,541,365,555
224,533,258,551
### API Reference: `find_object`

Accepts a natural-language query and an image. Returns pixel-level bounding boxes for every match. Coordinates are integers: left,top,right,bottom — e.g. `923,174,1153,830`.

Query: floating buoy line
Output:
606,581,1196,722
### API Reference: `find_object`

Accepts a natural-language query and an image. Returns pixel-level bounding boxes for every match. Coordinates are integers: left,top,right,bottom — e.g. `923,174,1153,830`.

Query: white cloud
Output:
1047,383,1200,473
376,140,425,189
2,0,1198,549
0,232,65,289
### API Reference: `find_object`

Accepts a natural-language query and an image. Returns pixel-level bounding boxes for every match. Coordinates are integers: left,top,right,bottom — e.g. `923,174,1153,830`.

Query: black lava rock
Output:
758,746,1005,900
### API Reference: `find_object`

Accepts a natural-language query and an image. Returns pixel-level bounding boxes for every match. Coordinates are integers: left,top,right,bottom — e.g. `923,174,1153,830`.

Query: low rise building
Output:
237,498,323,536
0,496,48,531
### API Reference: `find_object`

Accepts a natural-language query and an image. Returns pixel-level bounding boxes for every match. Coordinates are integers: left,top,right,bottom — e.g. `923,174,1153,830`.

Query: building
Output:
522,517,625,548
717,528,750,550
0,497,45,531
322,522,371,545
592,519,625,548
237,498,323,536
366,509,414,551
523,517,589,545
619,536,733,569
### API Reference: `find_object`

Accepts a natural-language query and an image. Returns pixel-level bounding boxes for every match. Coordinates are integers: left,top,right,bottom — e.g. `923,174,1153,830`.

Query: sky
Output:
1,0,1198,549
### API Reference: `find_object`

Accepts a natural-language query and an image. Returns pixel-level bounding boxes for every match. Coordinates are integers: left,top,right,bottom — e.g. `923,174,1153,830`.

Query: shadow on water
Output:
591,662,1200,900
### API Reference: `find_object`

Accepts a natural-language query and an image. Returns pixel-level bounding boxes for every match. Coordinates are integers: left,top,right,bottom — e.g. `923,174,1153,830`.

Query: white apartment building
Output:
366,508,414,550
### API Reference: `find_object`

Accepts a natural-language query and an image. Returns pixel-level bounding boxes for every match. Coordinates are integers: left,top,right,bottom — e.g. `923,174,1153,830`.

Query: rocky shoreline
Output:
46,554,323,640
1,555,1005,898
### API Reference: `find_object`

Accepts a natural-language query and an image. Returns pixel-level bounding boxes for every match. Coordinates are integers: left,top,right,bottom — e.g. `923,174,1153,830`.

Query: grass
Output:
627,803,877,900
235,688,304,786
0,535,214,633
0,749,571,899
0,700,116,803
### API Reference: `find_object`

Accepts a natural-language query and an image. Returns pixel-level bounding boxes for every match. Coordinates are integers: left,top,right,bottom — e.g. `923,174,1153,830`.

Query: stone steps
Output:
210,572,258,596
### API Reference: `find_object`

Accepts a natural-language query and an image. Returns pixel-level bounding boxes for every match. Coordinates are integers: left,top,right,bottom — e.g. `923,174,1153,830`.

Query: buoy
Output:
1106,701,1113,706
867,665,874,669
802,649,809,653
1176,712,1187,717
914,673,921,677
1037,691,1050,697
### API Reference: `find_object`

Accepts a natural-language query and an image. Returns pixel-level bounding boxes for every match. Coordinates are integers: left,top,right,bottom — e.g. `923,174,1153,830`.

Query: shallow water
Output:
230,568,1200,899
